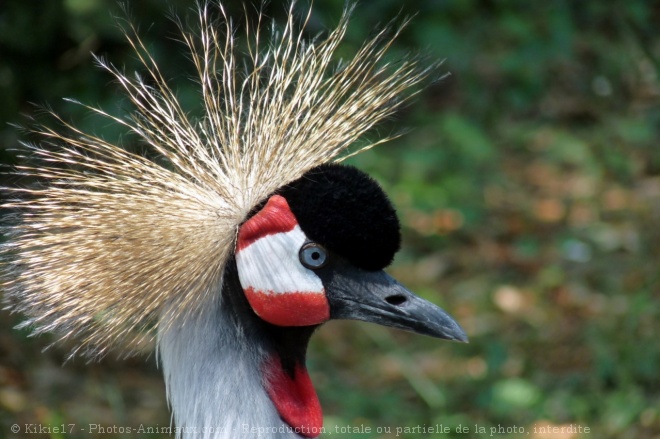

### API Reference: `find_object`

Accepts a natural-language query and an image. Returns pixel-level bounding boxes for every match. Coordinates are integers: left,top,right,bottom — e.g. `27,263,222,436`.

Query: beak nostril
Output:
385,294,407,306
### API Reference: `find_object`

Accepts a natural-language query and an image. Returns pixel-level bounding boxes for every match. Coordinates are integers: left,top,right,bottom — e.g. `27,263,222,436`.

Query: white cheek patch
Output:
235,195,330,327
236,226,323,294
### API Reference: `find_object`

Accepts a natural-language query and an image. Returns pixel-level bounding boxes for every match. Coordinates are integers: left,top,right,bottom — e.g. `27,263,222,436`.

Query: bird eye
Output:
299,242,328,269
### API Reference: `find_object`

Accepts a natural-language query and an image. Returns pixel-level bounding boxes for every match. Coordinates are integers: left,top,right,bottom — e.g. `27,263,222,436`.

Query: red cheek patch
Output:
238,195,298,251
244,288,330,327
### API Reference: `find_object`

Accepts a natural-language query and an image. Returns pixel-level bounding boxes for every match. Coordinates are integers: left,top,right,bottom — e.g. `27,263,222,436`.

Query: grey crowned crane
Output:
1,3,466,438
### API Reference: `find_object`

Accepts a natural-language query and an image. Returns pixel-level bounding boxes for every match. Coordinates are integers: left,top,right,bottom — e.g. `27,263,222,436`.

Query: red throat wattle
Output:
263,355,322,438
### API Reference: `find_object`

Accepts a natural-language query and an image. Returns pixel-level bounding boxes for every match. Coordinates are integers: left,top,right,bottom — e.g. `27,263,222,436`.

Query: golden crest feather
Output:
1,2,433,357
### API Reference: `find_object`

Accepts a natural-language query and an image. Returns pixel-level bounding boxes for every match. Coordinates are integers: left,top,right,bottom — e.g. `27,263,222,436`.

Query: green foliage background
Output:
0,1,658,438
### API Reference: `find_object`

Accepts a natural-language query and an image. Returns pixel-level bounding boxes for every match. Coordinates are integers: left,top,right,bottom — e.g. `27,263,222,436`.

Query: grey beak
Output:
323,265,468,342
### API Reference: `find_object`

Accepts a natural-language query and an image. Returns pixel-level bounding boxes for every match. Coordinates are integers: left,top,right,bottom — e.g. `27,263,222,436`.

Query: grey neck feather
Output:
158,287,304,439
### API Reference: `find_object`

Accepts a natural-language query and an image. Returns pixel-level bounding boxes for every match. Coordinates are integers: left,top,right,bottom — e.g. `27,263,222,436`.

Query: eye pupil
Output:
299,243,328,269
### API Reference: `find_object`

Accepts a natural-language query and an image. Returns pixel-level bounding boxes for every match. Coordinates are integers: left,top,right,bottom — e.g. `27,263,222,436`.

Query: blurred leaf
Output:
492,378,542,409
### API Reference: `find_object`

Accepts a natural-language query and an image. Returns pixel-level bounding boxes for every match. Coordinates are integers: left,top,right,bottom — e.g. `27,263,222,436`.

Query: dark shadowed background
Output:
1,1,658,438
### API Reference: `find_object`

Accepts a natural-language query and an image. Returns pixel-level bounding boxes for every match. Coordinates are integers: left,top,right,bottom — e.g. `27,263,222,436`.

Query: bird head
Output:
236,163,466,341
231,163,466,436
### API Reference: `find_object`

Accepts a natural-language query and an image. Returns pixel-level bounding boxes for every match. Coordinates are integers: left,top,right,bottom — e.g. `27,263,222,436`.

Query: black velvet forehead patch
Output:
277,163,401,271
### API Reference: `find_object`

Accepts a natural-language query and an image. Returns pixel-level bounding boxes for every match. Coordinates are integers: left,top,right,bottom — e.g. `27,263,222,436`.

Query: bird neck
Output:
157,258,321,439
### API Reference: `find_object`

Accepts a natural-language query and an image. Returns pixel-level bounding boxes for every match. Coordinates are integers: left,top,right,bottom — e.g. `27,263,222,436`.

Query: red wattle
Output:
263,355,323,438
